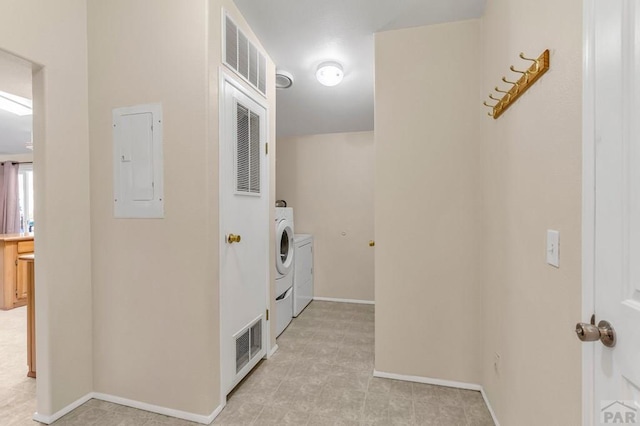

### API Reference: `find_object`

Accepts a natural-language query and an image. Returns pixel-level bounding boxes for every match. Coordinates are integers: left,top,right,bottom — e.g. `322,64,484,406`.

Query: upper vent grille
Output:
236,104,261,194
224,14,267,96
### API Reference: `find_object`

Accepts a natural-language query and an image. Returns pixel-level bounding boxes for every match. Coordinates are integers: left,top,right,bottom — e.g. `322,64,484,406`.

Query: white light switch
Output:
546,230,560,268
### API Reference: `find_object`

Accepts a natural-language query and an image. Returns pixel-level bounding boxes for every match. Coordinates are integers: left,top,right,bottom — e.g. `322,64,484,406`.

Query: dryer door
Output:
276,220,294,276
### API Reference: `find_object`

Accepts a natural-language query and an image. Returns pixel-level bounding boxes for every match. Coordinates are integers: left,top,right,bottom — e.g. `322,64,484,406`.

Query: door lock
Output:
575,319,616,347
227,234,241,244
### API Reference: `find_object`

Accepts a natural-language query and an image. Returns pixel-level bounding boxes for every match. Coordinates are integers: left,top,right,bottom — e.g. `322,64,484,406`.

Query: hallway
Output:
3,301,494,425
214,301,494,425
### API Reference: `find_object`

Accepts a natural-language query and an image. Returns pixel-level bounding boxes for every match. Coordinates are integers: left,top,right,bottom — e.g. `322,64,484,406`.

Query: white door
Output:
585,1,640,423
220,76,269,396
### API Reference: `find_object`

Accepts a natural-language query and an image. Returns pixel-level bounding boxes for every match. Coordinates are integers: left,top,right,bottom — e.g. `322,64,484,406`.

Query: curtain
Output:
0,162,21,234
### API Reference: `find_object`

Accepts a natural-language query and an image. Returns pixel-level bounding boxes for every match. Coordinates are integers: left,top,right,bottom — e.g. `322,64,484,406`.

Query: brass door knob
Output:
575,320,616,347
227,234,241,244
369,240,375,247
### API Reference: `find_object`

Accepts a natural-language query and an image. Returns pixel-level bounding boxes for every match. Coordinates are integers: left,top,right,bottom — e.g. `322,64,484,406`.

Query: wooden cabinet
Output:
19,254,35,378
0,234,34,310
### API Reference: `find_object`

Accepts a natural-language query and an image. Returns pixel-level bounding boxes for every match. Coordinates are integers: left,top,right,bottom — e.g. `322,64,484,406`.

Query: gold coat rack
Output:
483,49,550,119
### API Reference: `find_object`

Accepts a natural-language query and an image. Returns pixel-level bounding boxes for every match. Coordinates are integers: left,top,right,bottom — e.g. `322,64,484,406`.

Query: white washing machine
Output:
293,234,314,317
275,207,294,336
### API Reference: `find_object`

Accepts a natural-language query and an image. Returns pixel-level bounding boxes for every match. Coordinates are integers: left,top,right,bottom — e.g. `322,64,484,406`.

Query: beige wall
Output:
277,131,375,302
0,0,93,416
88,0,275,416
0,50,31,99
375,3,583,423
88,0,214,414
480,0,582,424
374,20,483,384
0,153,33,163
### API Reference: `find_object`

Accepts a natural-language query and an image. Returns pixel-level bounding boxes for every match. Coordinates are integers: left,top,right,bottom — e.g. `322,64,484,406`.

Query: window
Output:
18,163,34,233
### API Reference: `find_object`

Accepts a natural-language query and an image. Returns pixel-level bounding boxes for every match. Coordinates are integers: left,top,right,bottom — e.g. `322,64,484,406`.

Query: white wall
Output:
277,131,375,302
480,0,582,424
374,20,483,384
0,0,93,416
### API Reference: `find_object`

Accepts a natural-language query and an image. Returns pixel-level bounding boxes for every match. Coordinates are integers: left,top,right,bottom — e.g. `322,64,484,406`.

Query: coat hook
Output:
509,65,529,83
494,86,512,102
485,49,549,120
519,52,541,72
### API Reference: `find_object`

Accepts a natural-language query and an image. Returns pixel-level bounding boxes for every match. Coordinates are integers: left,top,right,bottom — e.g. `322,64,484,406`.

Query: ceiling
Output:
0,51,32,155
0,109,31,155
234,0,486,138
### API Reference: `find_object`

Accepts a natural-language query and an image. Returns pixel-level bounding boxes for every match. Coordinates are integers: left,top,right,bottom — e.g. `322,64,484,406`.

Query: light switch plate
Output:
546,230,560,268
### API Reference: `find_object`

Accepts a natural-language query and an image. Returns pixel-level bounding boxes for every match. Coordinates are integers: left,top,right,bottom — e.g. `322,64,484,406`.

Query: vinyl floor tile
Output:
1,301,494,425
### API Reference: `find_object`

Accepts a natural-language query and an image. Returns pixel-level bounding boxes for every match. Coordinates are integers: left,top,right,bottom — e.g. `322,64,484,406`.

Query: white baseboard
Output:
268,343,279,358
33,393,93,424
373,370,500,426
373,370,481,391
313,296,375,305
33,392,225,425
93,392,223,424
480,387,501,426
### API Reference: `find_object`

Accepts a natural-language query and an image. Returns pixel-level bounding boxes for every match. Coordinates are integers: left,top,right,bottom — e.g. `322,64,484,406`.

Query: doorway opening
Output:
0,48,38,422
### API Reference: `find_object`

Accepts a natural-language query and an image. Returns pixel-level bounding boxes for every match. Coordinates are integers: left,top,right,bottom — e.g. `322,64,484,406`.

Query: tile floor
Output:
1,301,494,425
0,306,37,426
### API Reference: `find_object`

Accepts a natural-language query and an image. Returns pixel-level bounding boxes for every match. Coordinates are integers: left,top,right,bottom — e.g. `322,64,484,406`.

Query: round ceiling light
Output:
275,70,294,89
316,61,344,87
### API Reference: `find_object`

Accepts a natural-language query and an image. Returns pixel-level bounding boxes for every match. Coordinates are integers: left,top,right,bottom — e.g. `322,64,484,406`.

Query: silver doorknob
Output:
575,320,616,347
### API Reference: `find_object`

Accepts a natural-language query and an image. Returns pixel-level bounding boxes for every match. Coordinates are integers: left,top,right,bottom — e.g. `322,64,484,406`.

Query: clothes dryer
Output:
275,207,294,336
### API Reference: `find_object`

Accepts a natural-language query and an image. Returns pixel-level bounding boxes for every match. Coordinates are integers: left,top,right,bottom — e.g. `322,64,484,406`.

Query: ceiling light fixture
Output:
0,91,32,116
275,70,294,89
316,61,344,87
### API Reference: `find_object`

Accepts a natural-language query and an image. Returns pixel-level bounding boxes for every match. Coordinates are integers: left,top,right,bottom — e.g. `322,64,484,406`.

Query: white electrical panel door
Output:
113,104,164,218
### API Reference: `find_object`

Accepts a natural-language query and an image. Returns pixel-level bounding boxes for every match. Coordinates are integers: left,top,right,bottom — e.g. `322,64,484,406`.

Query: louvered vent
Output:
258,54,266,93
225,18,238,70
224,14,267,96
249,111,260,193
238,31,249,79
249,44,258,86
236,104,250,192
236,104,260,194
235,319,263,373
235,329,250,373
250,321,262,357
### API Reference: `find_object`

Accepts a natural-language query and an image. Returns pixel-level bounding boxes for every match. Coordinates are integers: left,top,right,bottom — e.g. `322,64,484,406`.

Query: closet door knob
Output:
369,240,375,247
575,320,616,347
227,234,241,244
